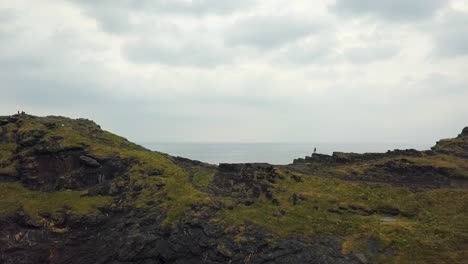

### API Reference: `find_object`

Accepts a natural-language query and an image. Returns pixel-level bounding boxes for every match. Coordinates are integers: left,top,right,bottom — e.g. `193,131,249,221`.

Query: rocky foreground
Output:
0,114,467,264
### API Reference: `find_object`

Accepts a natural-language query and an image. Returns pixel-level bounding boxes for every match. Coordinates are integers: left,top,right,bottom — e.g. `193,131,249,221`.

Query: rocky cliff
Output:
0,114,467,264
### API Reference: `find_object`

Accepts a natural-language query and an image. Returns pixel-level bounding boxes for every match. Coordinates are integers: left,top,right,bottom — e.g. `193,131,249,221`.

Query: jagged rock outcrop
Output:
431,126,468,158
290,127,468,188
0,115,134,191
293,149,424,165
210,163,282,200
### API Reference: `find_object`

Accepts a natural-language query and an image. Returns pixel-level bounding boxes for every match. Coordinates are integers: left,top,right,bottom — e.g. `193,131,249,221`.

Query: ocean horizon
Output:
141,142,432,165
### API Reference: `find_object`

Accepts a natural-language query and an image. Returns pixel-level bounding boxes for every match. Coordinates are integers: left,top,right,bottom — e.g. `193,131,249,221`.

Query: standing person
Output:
314,147,316,154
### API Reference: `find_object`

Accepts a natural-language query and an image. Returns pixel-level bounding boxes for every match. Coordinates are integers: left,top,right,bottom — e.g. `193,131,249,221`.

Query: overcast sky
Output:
1,0,467,144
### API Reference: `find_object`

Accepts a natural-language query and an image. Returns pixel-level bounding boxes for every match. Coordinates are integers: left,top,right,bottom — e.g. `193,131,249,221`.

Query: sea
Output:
141,142,432,165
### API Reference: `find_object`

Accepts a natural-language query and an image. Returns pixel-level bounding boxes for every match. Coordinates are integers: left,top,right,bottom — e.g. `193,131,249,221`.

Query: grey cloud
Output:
2,1,468,144
0,29,103,73
0,23,113,107
432,11,468,57
0,56,46,71
85,7,133,33
123,37,231,67
148,0,253,15
0,9,17,22
0,53,172,113
72,0,253,15
0,52,119,111
2,72,106,107
410,74,468,97
190,92,284,109
225,15,325,49
0,9,20,40
273,36,338,65
331,0,446,21
274,36,398,65
70,0,255,33
344,45,399,64
0,52,112,108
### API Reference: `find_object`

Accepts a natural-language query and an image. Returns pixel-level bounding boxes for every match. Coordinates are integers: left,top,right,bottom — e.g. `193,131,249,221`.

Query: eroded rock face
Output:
459,127,468,137
290,157,457,188
0,208,361,264
210,163,282,200
18,151,131,191
0,115,133,191
79,155,101,168
290,127,468,188
431,126,468,158
360,160,452,188
294,149,423,165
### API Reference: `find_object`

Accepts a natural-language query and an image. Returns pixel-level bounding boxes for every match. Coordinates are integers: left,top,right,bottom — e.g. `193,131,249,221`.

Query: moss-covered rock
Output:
432,127,468,158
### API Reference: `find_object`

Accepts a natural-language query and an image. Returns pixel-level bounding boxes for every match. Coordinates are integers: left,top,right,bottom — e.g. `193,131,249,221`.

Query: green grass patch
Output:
193,172,215,187
0,143,18,175
126,150,211,224
0,182,112,219
0,143,17,162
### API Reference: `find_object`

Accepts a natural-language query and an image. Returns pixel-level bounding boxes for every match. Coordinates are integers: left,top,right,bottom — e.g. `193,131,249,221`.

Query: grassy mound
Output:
219,169,468,263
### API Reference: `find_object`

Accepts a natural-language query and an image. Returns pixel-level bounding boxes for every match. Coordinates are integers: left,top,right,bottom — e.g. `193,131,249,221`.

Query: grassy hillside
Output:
218,169,468,263
0,114,467,263
0,115,210,224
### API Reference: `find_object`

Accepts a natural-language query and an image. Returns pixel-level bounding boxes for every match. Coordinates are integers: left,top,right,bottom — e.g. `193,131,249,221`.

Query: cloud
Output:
331,0,447,21
343,44,400,64
123,36,231,67
225,15,325,49
271,31,399,65
70,0,255,33
1,0,467,145
71,0,254,15
272,35,338,65
408,73,468,97
431,11,468,57
0,8,17,22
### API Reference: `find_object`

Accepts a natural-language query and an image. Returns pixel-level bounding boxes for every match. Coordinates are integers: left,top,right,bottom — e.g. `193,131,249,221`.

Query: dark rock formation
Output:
289,127,468,188
294,149,423,165
18,150,131,191
0,208,361,264
79,155,101,168
431,126,468,158
358,160,452,188
459,127,468,137
210,163,281,200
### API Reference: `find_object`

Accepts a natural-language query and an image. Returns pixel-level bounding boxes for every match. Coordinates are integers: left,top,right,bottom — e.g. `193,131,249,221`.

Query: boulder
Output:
79,155,101,168
459,127,468,137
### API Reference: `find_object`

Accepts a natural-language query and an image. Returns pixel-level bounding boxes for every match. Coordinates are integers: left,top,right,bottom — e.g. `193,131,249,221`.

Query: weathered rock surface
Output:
293,149,424,165
210,163,281,199
0,208,361,264
290,127,468,188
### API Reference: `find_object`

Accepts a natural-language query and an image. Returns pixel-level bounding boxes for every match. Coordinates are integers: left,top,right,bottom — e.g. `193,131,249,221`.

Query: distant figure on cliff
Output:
314,147,316,154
